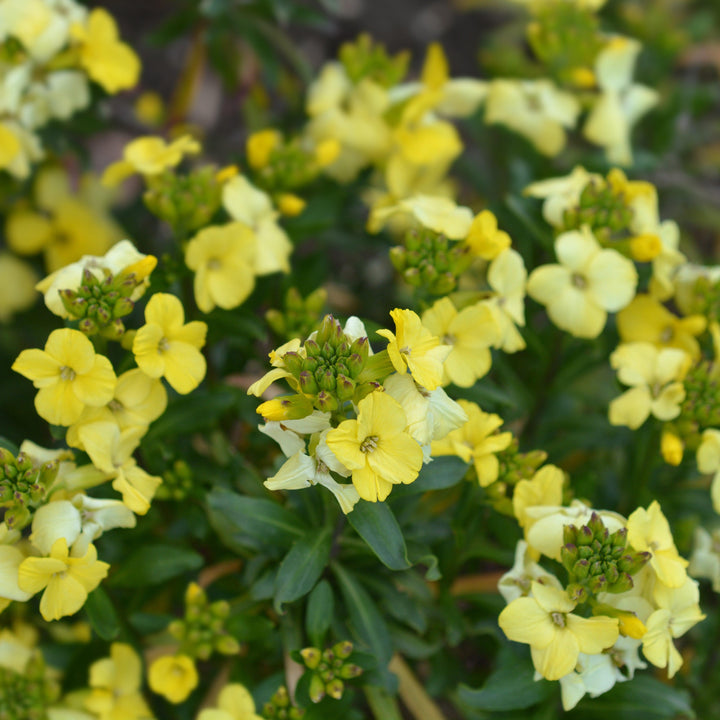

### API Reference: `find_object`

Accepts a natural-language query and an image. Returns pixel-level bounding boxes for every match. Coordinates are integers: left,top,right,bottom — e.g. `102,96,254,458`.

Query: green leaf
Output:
394,456,468,496
332,563,393,673
306,579,335,647
0,436,19,455
457,643,554,711
273,526,332,613
84,587,120,640
109,545,204,588
143,388,239,444
207,488,306,557
567,674,695,719
347,501,411,571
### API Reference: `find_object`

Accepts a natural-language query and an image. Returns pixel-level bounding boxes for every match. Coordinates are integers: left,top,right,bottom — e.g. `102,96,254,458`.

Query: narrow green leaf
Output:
306,579,335,647
364,687,403,720
457,643,554,711
347,501,411,571
274,526,332,612
84,586,120,640
109,545,203,588
207,488,306,557
332,563,392,667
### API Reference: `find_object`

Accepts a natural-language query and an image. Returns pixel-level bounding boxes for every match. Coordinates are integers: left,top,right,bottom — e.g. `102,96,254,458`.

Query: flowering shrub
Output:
1,0,719,718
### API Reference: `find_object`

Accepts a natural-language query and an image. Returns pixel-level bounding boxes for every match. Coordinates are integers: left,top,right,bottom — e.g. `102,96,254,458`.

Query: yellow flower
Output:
102,135,201,187
485,248,527,353
367,195,473,238
696,429,720,514
78,422,162,515
72,8,140,94
66,368,167,450
222,175,292,275
197,683,263,720
485,79,580,156
431,400,512,486
148,654,198,704
641,577,705,678
0,252,38,321
498,581,619,681
12,328,117,426
85,643,153,720
608,342,690,429
422,297,499,387
583,37,659,166
512,465,565,529
465,210,511,260
185,222,256,313
527,227,637,338
17,538,109,621
377,308,451,391
326,390,423,502
626,501,688,588
617,294,706,360
133,293,207,394
246,129,281,169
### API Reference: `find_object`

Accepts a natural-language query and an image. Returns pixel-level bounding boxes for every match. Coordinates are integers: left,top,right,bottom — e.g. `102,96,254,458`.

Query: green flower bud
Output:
606,572,634,594
309,673,326,703
298,371,319,395
300,647,322,670
566,583,588,604
389,246,407,272
316,391,338,413
576,526,594,545
326,678,344,700
317,369,336,393
215,635,240,655
572,558,590,579
338,663,363,679
113,297,135,318
332,641,353,659
336,375,355,402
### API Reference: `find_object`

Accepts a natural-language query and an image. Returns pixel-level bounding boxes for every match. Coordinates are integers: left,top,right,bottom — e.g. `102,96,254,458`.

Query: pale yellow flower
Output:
608,342,690,429
17,538,109,621
326,390,423,502
197,683,263,720
422,297,499,387
527,227,637,338
185,222,256,313
464,210,511,260
485,79,580,156
0,252,38,322
626,501,688,588
499,581,619,681
133,293,207,394
85,643,153,720
431,400,512,486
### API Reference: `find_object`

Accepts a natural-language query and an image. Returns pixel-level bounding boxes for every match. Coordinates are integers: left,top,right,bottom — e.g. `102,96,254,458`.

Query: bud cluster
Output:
298,641,363,704
144,167,223,234
0,449,60,531
0,654,59,720
59,267,140,339
168,583,240,661
390,228,473,296
498,439,548,486
561,513,650,601
266,287,327,343
527,2,602,87
561,180,634,244
158,460,194,501
282,315,374,414
252,138,323,194
682,360,720,430
262,686,306,719
680,275,720,323
339,33,409,88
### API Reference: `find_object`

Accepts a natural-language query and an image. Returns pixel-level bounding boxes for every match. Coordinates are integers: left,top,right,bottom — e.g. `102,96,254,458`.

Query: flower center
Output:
660,325,674,343
360,435,379,453
442,333,456,345
158,337,170,353
551,612,566,628
207,257,222,271
108,399,123,412
59,366,76,381
571,273,587,290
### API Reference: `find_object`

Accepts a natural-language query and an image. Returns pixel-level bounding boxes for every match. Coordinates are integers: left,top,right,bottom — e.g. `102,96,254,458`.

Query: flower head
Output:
133,293,207,394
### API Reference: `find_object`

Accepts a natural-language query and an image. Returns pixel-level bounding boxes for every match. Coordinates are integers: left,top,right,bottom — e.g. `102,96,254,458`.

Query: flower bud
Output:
309,673,326,703
326,678,344,700
300,647,322,670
